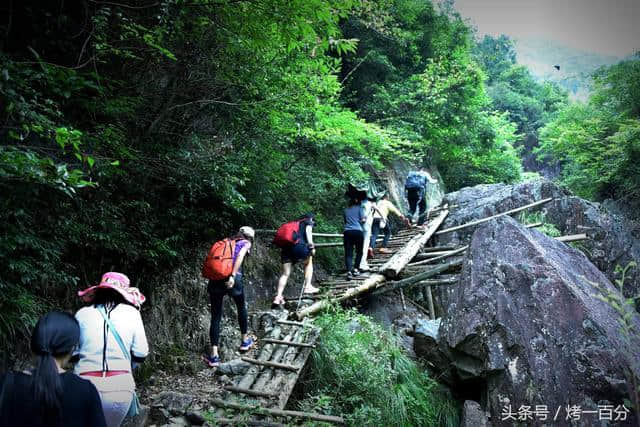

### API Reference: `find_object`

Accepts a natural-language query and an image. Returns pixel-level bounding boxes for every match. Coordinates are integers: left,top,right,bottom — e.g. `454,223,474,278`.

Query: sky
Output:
451,0,640,57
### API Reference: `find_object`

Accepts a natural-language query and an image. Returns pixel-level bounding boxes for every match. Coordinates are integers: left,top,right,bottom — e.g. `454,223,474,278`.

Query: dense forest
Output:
1,0,638,378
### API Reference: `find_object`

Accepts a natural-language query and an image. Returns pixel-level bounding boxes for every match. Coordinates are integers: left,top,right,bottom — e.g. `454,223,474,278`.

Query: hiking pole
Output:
296,280,307,311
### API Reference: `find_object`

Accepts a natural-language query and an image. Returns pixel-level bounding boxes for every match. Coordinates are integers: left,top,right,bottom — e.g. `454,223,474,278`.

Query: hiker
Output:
202,226,255,367
370,193,409,254
75,272,149,427
0,312,107,427
405,170,437,226
343,198,365,279
272,214,318,306
359,196,379,271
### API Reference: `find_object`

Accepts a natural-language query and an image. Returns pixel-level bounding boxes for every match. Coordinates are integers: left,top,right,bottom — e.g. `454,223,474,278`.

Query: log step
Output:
224,385,279,398
241,357,300,372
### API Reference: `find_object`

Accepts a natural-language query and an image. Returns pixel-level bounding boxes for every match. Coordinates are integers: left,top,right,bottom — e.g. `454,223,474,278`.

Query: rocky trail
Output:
141,179,640,426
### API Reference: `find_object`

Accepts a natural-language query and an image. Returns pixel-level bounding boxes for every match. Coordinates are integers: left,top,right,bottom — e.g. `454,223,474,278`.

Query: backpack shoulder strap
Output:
97,305,131,361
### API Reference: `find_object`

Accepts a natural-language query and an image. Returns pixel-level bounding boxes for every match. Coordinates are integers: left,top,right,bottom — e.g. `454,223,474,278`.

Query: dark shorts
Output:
281,243,311,264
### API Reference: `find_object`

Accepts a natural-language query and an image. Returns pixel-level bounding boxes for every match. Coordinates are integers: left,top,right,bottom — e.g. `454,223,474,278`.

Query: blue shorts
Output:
281,243,311,264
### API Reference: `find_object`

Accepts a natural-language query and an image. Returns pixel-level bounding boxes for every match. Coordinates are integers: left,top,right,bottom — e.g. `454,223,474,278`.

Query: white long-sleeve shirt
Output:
74,304,149,374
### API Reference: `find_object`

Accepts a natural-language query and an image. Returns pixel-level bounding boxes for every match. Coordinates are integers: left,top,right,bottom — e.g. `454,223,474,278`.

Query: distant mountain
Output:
513,38,622,101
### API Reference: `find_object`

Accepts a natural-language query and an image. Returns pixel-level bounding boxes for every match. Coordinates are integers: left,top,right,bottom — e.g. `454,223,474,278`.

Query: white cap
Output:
239,226,255,239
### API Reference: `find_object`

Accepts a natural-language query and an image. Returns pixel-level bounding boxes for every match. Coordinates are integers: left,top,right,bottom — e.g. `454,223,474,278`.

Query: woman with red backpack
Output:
272,213,318,307
202,226,255,367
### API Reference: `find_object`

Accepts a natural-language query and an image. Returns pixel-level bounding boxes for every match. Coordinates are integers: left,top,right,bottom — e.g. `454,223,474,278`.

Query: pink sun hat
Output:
78,272,146,308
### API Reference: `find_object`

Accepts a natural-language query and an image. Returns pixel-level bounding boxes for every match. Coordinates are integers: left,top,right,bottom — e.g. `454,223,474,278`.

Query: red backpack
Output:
202,238,236,280
272,220,304,248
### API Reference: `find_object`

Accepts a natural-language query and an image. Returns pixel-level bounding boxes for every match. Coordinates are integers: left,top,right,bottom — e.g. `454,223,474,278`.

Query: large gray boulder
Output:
435,179,640,305
437,216,640,424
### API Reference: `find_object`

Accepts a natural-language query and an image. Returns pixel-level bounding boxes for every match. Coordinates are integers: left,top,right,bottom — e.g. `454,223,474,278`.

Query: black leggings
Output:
343,229,364,272
208,275,248,347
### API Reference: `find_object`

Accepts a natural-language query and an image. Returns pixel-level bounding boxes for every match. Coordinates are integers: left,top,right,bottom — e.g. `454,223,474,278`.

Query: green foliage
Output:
299,307,459,426
537,57,640,205
518,210,561,237
338,3,524,190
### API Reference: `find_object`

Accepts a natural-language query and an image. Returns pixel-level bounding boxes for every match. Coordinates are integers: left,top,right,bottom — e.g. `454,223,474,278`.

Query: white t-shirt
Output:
74,304,149,374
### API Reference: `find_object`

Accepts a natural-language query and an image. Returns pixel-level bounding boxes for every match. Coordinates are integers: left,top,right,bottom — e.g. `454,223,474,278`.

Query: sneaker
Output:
367,248,374,259
352,269,361,277
203,354,220,368
303,285,320,294
239,338,254,352
346,271,353,281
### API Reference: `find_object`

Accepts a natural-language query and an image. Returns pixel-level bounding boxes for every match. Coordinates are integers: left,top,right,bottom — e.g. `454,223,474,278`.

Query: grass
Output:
296,307,460,427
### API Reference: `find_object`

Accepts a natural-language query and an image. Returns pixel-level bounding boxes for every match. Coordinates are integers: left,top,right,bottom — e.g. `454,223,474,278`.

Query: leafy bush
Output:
298,307,459,426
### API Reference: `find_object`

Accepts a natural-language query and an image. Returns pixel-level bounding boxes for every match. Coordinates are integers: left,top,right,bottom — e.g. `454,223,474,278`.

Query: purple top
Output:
232,239,250,274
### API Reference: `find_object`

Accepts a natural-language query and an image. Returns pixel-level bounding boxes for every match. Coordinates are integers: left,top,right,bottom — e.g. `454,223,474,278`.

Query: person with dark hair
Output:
343,198,365,279
204,226,256,367
405,170,437,226
74,272,149,427
273,214,318,306
0,311,106,427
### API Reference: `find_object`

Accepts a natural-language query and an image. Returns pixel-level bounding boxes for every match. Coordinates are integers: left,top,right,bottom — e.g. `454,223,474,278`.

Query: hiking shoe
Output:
367,248,374,259
203,354,220,368
303,285,320,294
239,338,254,352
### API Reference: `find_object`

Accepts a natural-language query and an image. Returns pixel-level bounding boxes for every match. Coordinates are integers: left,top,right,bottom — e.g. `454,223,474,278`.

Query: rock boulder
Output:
436,216,640,424
435,179,640,305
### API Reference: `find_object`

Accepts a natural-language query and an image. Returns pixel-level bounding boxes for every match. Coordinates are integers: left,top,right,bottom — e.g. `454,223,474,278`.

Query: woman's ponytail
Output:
29,312,80,424
31,351,63,421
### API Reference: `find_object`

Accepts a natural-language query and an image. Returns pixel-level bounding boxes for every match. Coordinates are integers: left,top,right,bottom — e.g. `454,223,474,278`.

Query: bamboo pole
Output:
415,278,459,286
435,198,553,235
210,399,345,424
261,339,316,348
410,246,469,267
371,259,463,297
297,274,386,319
421,246,460,252
207,417,284,427
381,210,449,278
556,233,588,242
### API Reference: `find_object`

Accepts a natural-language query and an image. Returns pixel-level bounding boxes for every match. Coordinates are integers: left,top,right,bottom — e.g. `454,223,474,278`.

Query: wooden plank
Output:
211,399,345,424
297,273,386,319
241,357,300,372
380,210,449,278
525,222,543,228
273,328,320,409
435,198,553,235
254,329,299,402
224,386,278,398
237,326,281,390
262,339,316,348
